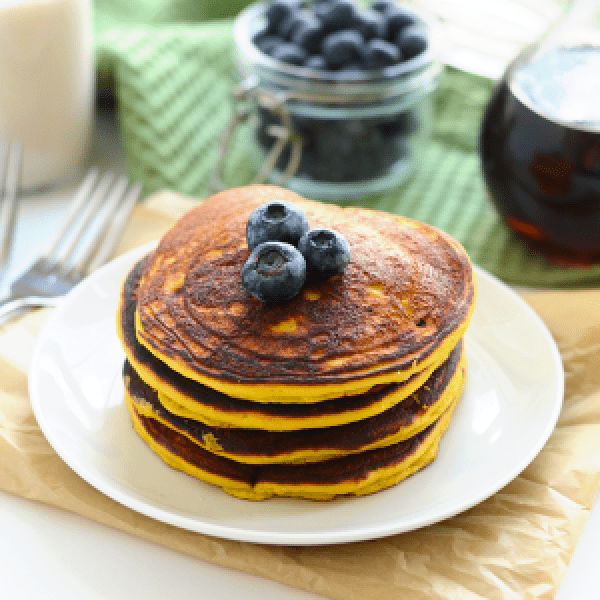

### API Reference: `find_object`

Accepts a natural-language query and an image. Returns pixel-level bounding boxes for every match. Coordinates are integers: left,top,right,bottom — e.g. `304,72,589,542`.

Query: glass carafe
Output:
480,0,600,266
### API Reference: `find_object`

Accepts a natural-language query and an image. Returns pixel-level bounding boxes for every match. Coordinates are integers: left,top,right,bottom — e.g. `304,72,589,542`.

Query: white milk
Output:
0,0,94,190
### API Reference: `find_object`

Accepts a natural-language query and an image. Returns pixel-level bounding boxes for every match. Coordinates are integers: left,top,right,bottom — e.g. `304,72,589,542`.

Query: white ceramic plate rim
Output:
29,243,564,545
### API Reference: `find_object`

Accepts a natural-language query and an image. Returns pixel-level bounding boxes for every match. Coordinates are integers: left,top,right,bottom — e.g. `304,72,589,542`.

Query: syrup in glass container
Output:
480,3,600,266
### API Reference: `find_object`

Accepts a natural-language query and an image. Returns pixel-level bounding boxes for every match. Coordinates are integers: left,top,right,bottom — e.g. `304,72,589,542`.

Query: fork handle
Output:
0,295,60,326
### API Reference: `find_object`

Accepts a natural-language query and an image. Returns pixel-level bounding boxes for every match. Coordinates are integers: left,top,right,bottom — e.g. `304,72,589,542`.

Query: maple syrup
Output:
481,45,600,265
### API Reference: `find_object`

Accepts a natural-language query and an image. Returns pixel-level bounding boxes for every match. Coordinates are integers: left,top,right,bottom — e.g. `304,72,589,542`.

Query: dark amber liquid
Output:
480,51,600,266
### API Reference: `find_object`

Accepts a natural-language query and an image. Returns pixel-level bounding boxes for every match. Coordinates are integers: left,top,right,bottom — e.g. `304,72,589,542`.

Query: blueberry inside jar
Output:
232,0,440,200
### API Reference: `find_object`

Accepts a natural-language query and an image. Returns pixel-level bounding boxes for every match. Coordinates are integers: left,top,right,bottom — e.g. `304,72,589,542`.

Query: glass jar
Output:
216,1,440,201
0,0,94,190
480,0,600,266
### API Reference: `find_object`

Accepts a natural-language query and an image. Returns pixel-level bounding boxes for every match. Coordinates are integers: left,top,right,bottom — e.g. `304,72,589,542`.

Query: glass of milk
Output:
0,0,94,190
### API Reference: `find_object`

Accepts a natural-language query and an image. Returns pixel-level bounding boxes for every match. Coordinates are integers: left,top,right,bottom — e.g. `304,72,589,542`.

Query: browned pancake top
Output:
135,185,475,385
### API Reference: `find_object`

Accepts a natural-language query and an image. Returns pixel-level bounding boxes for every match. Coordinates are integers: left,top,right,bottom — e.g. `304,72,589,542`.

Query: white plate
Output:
29,243,564,546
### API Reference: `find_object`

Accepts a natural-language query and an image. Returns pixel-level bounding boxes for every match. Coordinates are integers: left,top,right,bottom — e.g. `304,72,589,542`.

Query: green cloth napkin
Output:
96,17,600,288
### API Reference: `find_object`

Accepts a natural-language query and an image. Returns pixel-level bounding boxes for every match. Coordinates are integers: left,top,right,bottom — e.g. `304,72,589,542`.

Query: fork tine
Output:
67,174,129,274
67,174,129,273
79,180,142,275
49,171,116,267
43,167,99,261
0,141,23,276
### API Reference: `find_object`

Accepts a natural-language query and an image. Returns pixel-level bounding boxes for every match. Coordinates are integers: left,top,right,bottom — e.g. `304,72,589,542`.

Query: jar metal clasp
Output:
211,76,303,193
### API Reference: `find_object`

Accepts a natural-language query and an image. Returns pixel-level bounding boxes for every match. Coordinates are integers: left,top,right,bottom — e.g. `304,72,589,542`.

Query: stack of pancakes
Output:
117,185,476,500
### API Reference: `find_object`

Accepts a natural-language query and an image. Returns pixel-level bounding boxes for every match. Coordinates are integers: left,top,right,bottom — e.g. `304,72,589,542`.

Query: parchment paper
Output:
1,190,599,600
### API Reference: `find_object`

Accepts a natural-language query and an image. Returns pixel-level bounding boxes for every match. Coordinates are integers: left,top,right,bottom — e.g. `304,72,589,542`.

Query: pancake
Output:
126,392,459,501
118,257,449,430
156,372,435,431
124,338,465,464
134,185,475,402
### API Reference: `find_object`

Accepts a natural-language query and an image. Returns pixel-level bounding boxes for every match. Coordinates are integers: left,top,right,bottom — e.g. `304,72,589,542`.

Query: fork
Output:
0,169,142,325
0,141,23,281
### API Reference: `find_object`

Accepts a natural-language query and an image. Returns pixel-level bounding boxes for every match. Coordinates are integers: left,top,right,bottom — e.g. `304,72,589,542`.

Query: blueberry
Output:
354,9,387,40
371,0,398,13
299,228,351,277
384,6,416,41
266,0,302,32
271,42,309,65
246,200,310,250
291,14,325,53
276,13,296,38
396,25,427,59
242,242,306,303
363,38,400,69
321,29,365,69
254,33,285,55
316,0,357,29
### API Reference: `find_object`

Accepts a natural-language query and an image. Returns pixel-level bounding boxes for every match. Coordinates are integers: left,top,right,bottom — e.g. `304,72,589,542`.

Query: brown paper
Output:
1,190,599,600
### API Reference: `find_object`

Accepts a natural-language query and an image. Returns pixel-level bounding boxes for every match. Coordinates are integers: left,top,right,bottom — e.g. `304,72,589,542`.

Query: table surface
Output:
1,109,598,600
